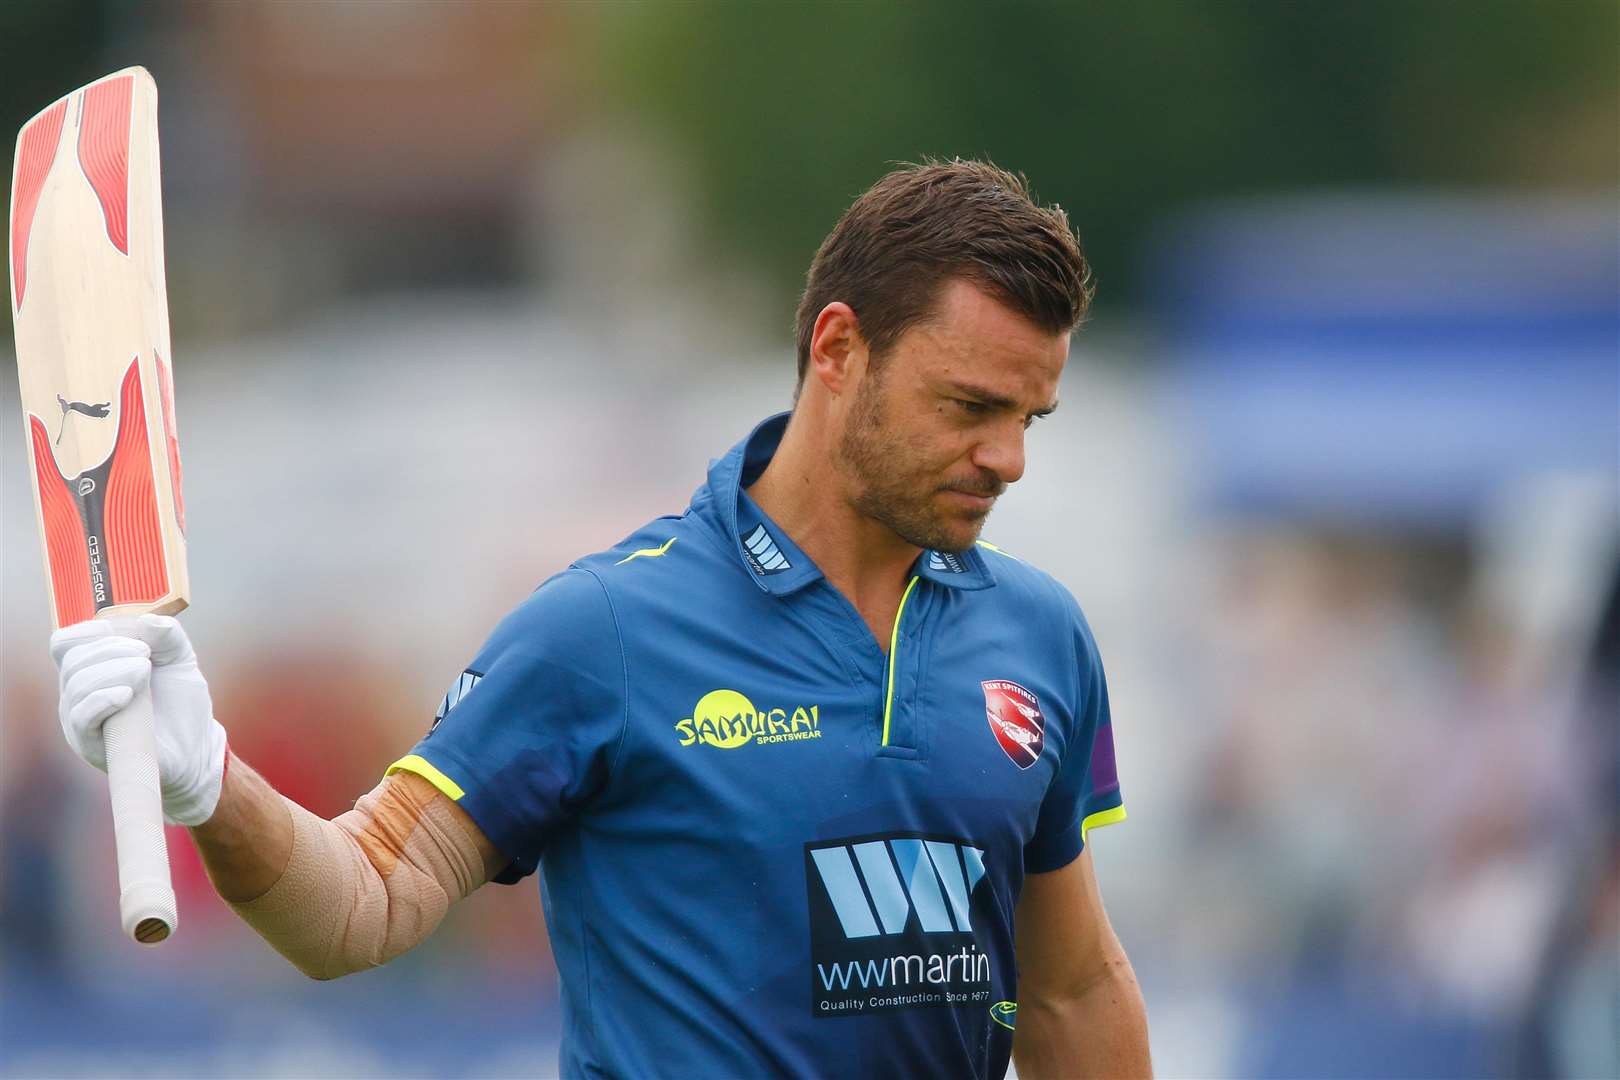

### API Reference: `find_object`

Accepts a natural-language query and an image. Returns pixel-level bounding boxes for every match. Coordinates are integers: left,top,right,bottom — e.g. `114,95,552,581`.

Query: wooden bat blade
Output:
11,66,189,631
10,66,184,945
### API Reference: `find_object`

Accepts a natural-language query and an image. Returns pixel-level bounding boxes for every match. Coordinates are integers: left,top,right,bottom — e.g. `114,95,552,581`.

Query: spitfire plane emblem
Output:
981,679,1045,769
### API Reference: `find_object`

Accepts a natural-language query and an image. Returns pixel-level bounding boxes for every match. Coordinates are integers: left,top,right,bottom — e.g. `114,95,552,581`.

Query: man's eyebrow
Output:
943,381,1059,416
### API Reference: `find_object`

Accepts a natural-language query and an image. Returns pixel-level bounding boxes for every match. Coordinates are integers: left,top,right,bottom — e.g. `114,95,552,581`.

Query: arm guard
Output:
229,771,498,979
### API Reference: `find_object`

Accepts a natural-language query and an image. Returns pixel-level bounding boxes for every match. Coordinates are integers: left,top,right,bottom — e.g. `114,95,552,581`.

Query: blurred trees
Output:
2,2,1613,333
592,1,1617,318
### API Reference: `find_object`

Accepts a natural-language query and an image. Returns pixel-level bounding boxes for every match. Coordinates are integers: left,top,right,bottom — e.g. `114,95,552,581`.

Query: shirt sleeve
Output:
1023,598,1125,874
386,567,626,884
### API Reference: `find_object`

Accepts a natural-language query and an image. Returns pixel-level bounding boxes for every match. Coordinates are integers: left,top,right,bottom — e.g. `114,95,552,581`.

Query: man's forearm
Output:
187,750,499,979
1013,955,1152,1079
190,749,295,903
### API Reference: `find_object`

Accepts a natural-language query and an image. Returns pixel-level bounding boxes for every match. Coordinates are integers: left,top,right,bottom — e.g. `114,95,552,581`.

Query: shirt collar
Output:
701,412,998,595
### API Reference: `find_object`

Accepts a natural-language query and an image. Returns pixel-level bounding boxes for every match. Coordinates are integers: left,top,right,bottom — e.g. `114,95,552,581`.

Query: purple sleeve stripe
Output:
1088,722,1119,792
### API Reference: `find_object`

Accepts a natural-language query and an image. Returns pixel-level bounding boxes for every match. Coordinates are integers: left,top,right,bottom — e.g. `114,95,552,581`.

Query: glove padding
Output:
51,614,227,827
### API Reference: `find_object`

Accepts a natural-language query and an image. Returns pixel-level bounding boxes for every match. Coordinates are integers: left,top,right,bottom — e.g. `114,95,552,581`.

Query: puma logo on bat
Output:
56,394,112,444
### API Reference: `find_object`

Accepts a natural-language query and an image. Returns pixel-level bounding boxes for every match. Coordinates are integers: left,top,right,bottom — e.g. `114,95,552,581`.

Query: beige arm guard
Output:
230,772,501,979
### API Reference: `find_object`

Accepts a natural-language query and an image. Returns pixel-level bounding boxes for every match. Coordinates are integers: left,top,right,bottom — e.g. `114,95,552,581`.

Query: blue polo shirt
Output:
389,412,1125,1079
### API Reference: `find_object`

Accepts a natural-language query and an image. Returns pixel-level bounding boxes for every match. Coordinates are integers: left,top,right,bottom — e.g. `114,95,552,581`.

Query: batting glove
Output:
50,614,228,827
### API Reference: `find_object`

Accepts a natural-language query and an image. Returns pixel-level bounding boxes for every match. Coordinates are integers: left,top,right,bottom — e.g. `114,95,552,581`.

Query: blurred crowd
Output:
1172,521,1615,1075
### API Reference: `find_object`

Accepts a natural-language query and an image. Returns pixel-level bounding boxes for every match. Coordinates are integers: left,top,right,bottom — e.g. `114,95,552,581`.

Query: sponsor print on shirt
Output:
674,689,822,749
981,679,1045,769
806,833,994,1016
430,669,483,734
740,524,793,576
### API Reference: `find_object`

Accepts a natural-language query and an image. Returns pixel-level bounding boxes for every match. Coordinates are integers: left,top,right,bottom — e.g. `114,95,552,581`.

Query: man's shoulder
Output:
566,510,734,595
972,539,1071,605
486,511,726,654
970,539,1094,640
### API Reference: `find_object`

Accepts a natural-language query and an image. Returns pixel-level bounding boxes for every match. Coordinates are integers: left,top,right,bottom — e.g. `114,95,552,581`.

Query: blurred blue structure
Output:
1150,194,1618,1078
1158,197,1616,526
2,958,560,1077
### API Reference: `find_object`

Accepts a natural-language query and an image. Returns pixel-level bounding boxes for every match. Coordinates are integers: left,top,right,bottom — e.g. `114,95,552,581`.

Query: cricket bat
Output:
10,68,186,944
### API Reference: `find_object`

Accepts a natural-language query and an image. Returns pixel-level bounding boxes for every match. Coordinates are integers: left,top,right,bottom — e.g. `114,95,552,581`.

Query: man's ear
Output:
806,302,869,398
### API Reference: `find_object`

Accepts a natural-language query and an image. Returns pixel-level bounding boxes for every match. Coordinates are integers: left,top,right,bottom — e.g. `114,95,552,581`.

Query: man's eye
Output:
956,399,989,415
1023,413,1045,430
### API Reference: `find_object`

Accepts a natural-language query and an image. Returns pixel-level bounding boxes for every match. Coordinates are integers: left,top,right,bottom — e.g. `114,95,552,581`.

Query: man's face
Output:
835,279,1068,553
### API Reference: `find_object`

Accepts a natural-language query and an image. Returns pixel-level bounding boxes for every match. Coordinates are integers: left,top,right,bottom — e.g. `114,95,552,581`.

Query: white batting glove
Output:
50,614,228,827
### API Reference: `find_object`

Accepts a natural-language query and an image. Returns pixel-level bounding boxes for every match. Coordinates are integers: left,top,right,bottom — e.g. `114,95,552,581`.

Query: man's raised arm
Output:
51,615,506,978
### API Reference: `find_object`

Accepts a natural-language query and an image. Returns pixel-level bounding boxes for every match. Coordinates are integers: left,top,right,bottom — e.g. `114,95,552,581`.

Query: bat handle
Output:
101,685,178,944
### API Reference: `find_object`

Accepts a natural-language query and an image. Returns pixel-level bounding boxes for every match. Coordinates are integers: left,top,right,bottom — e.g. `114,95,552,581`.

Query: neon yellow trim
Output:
881,575,922,747
975,539,1017,560
385,754,466,801
615,537,677,565
1081,804,1127,840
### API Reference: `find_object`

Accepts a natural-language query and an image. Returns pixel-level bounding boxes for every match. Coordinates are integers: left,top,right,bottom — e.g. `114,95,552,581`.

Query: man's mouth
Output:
942,489,996,512
943,478,1004,499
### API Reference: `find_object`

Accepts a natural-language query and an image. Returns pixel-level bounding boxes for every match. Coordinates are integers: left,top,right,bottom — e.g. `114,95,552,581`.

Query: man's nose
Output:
971,423,1025,487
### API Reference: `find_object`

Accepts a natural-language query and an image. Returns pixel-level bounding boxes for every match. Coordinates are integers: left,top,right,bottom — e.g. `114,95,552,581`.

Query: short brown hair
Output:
794,158,1092,387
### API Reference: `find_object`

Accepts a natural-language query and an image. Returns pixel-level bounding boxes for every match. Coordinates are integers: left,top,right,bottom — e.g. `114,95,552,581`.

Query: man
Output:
51,159,1151,1078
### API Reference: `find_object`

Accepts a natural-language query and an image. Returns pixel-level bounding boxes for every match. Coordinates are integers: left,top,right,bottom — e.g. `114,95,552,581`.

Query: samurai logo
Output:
674,689,820,749
981,680,1045,769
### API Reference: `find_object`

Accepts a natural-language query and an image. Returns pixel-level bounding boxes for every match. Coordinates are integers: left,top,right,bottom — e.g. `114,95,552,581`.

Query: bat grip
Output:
101,685,178,944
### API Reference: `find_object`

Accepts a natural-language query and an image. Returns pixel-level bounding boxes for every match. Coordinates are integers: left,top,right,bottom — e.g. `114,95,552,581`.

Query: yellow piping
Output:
1081,804,1127,840
881,575,922,747
615,536,677,565
975,539,1017,560
385,754,467,801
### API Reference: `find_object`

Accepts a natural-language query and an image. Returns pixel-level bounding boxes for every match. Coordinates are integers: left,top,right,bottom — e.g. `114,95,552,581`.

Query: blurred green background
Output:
4,2,1613,335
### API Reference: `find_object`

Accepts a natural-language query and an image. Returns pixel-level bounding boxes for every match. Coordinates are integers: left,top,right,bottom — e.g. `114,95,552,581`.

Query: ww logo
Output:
805,833,995,1016
808,837,987,938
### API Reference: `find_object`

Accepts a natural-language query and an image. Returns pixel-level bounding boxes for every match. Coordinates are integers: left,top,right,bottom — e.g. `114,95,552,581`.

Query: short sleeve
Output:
387,568,626,884
1023,600,1125,874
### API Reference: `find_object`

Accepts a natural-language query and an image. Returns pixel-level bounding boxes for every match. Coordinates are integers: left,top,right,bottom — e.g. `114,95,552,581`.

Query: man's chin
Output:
863,493,988,555
882,518,977,556
928,516,987,556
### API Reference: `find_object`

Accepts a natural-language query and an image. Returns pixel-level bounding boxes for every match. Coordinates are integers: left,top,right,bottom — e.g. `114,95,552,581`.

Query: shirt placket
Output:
878,580,932,758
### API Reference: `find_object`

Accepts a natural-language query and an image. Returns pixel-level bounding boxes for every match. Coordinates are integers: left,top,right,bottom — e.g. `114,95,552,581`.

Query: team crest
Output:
981,680,1044,768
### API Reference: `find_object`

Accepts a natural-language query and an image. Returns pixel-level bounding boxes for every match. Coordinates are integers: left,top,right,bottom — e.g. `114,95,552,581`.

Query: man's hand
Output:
50,614,227,826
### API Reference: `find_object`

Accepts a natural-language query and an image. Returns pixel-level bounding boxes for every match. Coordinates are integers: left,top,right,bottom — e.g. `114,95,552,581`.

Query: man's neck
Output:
746,412,919,618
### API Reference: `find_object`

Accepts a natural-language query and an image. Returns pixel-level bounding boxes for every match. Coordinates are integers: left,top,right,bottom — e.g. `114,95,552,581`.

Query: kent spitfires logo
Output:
982,680,1045,768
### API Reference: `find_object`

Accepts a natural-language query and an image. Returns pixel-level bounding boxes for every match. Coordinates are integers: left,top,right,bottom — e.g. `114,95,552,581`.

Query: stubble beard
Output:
835,374,989,555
